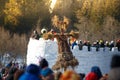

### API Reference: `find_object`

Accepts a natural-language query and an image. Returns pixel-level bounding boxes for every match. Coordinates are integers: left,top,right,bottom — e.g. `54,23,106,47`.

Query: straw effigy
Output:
43,15,79,71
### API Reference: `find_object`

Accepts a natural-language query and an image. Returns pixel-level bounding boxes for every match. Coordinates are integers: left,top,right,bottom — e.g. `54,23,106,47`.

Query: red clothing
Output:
85,72,99,80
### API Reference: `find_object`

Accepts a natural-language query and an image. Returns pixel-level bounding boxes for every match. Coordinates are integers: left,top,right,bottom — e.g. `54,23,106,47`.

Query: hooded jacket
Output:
19,64,41,80
85,66,102,80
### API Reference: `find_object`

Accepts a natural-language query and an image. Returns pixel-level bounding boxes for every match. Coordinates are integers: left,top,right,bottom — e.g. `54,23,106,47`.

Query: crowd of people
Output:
0,29,119,80
32,29,120,51
0,54,120,80
31,29,120,52
71,39,120,52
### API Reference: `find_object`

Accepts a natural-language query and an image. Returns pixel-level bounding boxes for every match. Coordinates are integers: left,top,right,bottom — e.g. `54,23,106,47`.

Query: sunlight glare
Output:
50,0,57,13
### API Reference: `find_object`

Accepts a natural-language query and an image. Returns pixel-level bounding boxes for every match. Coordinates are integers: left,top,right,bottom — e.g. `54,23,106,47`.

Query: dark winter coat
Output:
71,41,77,49
19,72,40,80
108,67,120,80
19,64,41,80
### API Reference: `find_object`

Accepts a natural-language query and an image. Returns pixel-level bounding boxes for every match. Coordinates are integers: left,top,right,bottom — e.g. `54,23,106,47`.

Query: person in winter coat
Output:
116,39,120,51
14,69,24,80
85,66,102,80
31,30,40,40
71,40,77,49
87,41,91,51
96,41,100,51
109,41,114,51
40,67,54,80
78,40,83,50
19,64,41,80
107,54,120,80
39,58,54,80
5,67,18,80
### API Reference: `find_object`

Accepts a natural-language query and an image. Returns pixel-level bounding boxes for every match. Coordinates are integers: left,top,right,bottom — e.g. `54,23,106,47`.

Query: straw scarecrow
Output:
43,15,79,71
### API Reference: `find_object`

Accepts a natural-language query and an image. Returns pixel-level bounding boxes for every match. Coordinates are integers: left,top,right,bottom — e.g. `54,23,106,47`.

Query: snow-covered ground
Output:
27,38,120,75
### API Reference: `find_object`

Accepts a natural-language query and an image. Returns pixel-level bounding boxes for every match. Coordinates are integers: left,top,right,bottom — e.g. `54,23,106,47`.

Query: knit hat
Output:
91,66,102,79
26,64,40,76
40,68,53,77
